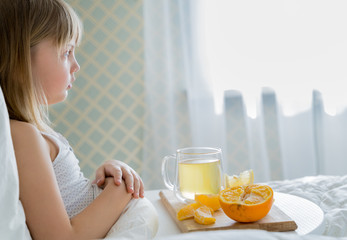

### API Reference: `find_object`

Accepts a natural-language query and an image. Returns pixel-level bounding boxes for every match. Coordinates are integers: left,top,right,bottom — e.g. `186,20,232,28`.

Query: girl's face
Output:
31,39,80,105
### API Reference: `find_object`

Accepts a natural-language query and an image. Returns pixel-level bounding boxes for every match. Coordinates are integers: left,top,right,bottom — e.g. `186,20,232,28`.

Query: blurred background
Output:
51,0,347,190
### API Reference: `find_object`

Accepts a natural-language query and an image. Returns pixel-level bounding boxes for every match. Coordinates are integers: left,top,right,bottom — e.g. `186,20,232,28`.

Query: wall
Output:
50,0,145,179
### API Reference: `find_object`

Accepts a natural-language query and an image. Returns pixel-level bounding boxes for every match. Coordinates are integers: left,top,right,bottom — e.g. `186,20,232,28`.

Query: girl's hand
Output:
92,160,144,198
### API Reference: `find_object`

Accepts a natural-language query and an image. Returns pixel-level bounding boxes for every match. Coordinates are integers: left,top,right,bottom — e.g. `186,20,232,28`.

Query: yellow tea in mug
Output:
178,158,222,200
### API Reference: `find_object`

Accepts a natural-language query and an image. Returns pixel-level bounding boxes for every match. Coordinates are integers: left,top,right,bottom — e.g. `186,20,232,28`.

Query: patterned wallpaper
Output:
50,0,145,180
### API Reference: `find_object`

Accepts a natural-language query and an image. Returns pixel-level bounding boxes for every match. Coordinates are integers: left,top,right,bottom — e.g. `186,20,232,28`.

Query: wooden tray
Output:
159,190,298,233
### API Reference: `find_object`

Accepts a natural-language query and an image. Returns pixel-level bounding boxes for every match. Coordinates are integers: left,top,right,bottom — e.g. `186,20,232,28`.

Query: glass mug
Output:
162,147,224,202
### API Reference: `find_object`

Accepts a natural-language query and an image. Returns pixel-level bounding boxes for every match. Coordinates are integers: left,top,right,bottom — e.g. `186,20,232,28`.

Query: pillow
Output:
0,87,31,239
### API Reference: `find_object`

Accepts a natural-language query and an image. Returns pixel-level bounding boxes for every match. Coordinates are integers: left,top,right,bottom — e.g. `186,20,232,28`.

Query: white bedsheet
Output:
0,87,31,240
159,229,341,240
155,175,347,240
269,175,347,237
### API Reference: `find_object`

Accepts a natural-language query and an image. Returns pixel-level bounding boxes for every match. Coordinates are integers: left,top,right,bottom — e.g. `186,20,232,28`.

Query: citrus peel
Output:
224,169,254,188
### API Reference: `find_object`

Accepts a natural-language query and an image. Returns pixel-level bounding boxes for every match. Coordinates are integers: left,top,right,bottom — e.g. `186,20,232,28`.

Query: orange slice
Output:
177,202,201,221
195,194,221,211
194,205,216,225
219,184,274,222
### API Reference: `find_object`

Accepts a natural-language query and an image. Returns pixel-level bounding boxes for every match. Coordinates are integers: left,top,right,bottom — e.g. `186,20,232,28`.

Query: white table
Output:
145,190,325,239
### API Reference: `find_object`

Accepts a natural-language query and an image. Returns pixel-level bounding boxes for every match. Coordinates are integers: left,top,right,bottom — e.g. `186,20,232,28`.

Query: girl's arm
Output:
11,121,132,240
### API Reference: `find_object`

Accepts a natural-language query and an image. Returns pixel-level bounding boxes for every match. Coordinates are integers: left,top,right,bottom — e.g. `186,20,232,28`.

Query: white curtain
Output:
142,0,347,190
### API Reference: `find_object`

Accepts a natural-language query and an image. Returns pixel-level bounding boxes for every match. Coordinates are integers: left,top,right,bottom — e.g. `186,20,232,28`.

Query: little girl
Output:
0,0,157,239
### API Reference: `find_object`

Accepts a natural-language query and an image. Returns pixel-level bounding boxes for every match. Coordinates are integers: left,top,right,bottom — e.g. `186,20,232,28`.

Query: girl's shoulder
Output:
10,120,42,140
10,120,58,161
9,120,49,154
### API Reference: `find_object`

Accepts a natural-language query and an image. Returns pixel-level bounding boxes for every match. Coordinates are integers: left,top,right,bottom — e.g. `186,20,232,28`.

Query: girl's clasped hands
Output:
92,160,144,199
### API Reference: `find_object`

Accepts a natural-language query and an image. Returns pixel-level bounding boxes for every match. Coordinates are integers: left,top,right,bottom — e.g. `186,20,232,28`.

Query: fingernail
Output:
96,179,101,184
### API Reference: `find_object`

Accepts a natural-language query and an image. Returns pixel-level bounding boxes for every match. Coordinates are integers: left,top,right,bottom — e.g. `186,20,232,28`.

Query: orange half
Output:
219,184,274,222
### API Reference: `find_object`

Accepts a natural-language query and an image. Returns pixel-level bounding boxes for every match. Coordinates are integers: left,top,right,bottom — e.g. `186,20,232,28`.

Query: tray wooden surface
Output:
159,190,298,233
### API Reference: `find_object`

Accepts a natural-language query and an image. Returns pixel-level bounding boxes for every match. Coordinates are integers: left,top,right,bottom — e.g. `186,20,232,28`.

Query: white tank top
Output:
41,132,102,218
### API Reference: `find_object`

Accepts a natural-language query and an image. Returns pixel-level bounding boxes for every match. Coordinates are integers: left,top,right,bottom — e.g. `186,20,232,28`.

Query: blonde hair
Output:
0,0,83,131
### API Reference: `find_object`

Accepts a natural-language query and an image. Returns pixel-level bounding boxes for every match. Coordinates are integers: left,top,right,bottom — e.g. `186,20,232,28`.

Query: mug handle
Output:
161,154,175,191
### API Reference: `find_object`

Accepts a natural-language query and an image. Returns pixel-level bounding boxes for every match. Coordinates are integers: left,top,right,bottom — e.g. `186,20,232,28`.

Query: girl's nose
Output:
72,58,80,73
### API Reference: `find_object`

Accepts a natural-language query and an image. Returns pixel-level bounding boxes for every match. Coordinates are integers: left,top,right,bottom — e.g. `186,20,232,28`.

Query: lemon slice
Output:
224,169,254,188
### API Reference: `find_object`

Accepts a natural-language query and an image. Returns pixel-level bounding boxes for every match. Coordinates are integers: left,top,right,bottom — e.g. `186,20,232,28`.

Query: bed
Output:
1,85,347,239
